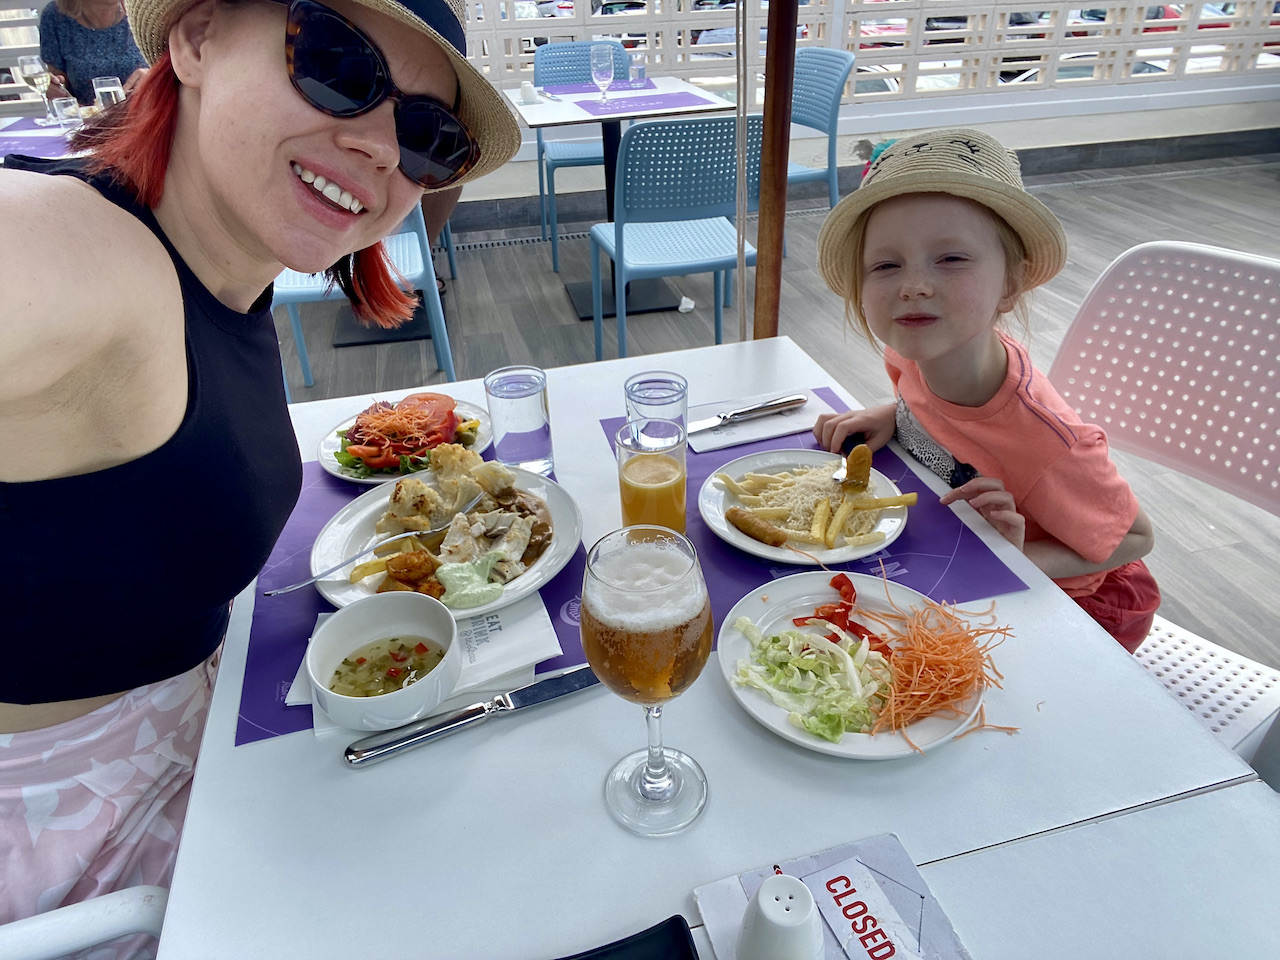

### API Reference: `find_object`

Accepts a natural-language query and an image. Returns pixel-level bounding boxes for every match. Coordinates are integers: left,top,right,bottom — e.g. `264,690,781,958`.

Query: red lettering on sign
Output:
842,899,869,921
851,914,878,935
826,876,852,894
866,937,896,959
860,929,889,949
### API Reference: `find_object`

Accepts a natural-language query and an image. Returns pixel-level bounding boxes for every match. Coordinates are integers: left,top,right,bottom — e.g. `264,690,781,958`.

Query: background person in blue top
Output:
40,0,149,104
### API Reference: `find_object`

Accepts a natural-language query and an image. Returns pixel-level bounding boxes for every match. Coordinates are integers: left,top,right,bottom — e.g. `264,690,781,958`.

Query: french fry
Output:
845,532,887,547
826,498,858,548
748,507,792,520
349,557,389,583
846,492,918,510
715,473,754,497
810,498,831,541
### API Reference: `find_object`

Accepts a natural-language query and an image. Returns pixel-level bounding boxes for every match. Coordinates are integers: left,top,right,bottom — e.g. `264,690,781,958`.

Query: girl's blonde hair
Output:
837,196,1032,349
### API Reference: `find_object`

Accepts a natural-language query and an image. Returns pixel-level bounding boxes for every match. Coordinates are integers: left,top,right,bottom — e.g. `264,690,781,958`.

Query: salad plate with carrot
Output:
718,571,1015,759
318,392,492,485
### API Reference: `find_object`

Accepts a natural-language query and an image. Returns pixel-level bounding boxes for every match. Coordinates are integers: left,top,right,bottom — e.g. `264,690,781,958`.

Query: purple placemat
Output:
0,134,72,159
575,91,715,117
600,386,1028,634
5,117,44,132
542,78,657,95
235,460,587,746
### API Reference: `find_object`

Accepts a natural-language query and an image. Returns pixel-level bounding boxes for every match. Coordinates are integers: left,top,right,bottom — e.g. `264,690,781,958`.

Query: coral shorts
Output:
1073,559,1162,654
0,654,217,959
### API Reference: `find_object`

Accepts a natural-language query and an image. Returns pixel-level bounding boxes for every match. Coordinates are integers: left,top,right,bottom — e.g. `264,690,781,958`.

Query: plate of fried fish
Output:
310,444,582,618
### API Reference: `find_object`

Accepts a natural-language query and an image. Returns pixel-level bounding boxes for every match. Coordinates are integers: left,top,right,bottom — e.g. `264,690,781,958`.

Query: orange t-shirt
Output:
886,336,1139,598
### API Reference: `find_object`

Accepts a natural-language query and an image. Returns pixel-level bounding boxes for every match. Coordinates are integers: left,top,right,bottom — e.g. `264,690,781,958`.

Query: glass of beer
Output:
616,418,686,534
580,526,714,835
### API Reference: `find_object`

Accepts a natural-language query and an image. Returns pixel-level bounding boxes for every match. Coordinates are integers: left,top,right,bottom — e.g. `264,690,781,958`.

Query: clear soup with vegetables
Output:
328,636,446,698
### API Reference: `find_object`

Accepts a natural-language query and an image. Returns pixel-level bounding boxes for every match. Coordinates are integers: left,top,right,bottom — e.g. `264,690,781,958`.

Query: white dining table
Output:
503,75,734,320
156,336,1261,960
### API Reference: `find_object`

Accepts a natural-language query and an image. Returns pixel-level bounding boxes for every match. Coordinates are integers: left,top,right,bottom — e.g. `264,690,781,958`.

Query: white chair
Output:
1047,240,1280,764
0,886,167,960
273,204,456,388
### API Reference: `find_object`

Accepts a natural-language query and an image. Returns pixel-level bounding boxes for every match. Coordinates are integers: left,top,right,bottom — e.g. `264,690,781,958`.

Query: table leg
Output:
565,118,681,322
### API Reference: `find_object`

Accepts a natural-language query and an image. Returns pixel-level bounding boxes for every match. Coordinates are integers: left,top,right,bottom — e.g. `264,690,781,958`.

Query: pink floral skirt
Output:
0,654,217,959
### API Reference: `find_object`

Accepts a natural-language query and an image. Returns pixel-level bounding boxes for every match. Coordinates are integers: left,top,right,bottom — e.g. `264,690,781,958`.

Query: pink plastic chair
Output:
1047,240,1280,769
1047,240,1278,515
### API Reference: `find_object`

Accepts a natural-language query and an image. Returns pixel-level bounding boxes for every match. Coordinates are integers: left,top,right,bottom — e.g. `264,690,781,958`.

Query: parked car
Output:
536,0,575,15
1000,44,1280,82
591,0,647,48
1066,5,1184,35
689,21,808,57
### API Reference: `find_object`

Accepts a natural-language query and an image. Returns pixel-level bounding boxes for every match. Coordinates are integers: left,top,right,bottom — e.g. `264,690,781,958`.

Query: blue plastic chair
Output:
788,47,856,208
534,40,630,272
589,115,763,360
273,206,456,389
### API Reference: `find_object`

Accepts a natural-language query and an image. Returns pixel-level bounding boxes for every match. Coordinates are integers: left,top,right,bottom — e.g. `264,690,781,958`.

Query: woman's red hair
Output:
70,53,416,328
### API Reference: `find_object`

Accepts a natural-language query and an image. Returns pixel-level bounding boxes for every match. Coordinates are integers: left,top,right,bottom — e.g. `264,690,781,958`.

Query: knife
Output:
685,394,808,435
343,664,600,767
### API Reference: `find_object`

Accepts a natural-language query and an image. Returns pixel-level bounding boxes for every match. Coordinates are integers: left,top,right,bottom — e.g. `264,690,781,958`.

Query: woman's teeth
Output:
292,163,364,214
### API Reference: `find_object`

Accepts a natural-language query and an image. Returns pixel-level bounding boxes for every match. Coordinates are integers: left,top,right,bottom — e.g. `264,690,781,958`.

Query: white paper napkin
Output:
288,593,562,737
687,388,836,454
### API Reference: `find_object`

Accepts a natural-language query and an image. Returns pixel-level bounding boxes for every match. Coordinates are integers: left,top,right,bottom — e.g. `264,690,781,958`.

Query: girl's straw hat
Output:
817,128,1067,297
126,0,520,187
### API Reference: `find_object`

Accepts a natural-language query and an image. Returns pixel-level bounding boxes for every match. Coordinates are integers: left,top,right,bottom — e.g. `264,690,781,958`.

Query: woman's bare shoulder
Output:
0,169,180,401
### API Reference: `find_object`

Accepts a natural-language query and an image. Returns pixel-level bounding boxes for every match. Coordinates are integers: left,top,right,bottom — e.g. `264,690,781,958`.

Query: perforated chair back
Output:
614,114,763,230
1135,618,1280,758
788,46,855,207
1046,241,1280,516
533,39,629,86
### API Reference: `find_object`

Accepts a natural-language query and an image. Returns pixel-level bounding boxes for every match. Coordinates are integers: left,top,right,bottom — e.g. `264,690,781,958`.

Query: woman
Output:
40,0,149,104
0,0,518,945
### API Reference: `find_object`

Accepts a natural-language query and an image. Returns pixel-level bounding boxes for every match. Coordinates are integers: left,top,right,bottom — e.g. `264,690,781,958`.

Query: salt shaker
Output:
520,80,537,104
737,874,826,960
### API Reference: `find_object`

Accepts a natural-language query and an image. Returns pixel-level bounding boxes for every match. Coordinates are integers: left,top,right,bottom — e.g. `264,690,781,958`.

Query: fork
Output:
262,492,483,597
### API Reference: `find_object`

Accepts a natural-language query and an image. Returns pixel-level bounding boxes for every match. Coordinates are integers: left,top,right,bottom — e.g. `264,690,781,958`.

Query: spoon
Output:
262,491,484,597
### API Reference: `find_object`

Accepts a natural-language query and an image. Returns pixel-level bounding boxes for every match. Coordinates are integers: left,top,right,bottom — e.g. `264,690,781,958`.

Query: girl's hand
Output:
940,477,1026,552
813,403,896,453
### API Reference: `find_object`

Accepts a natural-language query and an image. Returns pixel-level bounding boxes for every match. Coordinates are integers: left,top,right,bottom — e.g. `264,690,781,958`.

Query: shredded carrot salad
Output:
342,393,460,470
850,588,1012,744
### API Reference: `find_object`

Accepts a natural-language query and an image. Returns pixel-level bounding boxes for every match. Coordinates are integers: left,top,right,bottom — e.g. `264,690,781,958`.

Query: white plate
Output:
698,448,908,565
317,399,492,485
310,468,582,618
718,572,984,759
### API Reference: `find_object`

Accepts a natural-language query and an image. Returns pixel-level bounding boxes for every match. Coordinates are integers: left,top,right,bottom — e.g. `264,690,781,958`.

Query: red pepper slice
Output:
385,666,402,679
389,650,409,663
414,642,429,655
355,657,367,665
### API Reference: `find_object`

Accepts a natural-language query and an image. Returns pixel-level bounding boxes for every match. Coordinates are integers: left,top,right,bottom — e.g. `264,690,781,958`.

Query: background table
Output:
158,337,1258,960
504,76,733,320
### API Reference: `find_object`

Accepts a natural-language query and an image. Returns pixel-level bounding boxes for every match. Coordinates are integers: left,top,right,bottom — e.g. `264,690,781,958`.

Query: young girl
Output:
812,127,1160,652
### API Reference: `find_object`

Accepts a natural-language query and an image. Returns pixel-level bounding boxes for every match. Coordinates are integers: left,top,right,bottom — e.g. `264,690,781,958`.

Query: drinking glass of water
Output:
484,365,554,476
590,44,614,104
92,76,126,110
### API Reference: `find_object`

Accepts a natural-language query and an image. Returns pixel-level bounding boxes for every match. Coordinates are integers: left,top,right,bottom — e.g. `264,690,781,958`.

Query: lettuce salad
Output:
733,615,892,743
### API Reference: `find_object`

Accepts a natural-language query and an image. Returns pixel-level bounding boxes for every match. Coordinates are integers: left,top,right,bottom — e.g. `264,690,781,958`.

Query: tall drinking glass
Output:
16,56,55,124
590,44,614,104
580,526,713,835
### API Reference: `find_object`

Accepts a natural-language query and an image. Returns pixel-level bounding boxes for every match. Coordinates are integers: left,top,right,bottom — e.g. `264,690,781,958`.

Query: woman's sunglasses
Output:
273,0,480,189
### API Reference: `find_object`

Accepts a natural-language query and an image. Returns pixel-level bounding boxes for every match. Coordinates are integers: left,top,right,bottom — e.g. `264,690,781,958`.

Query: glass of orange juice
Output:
616,418,687,533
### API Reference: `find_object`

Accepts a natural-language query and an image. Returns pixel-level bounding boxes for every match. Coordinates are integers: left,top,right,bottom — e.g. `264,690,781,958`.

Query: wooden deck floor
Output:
277,153,1280,670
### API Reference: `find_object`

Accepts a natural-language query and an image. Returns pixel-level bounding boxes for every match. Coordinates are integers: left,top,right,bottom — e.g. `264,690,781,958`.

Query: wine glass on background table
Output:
580,526,714,835
590,43,614,104
17,56,56,125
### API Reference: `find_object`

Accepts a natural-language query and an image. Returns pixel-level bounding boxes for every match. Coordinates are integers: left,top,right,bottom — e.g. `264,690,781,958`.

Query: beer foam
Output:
584,541,706,631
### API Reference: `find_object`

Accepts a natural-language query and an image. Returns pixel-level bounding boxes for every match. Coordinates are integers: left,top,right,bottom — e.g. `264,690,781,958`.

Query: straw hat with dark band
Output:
126,0,521,186
817,128,1067,299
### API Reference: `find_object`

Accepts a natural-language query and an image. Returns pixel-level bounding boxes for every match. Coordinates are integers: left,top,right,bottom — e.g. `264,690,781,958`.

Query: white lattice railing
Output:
0,0,40,117
5,0,1277,129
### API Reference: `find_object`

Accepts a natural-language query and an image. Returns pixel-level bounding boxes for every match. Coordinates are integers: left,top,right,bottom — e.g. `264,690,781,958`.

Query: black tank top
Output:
0,157,303,703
